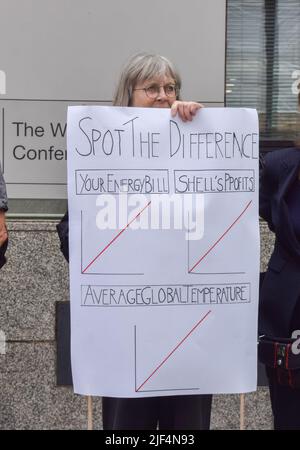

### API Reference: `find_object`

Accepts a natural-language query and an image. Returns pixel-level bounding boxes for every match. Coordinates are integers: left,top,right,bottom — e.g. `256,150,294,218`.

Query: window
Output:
226,0,300,149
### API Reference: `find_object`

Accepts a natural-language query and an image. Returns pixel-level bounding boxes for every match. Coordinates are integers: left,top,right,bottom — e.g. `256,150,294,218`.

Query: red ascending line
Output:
136,310,211,392
189,200,252,273
82,200,151,273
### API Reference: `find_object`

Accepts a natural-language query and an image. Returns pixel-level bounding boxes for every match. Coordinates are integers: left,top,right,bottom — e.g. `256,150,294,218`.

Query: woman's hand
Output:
0,211,8,246
171,101,204,122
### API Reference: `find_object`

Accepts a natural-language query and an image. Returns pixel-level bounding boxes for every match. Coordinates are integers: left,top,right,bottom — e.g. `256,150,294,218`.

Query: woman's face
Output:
131,74,177,108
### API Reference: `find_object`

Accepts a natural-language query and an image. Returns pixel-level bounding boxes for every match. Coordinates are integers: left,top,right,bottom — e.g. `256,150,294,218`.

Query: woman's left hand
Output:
171,101,204,122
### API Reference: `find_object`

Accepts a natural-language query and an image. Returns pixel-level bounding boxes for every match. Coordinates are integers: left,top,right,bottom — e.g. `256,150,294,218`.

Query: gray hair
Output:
113,52,181,106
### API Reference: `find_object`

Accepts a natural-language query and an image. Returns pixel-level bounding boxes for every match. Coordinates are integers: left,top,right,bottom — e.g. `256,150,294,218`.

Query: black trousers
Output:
102,395,212,430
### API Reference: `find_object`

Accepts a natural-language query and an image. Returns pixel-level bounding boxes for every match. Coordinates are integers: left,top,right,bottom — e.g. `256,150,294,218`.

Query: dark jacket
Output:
0,166,8,212
259,147,300,337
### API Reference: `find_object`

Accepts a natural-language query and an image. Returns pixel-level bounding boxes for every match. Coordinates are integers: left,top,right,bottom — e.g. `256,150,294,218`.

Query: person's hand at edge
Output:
171,101,204,122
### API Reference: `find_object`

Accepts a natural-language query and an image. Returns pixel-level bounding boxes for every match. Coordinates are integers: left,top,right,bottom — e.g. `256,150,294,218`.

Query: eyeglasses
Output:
133,84,178,99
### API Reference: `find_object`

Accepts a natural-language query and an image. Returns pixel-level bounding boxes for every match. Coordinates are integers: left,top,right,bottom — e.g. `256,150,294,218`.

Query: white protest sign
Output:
67,106,259,397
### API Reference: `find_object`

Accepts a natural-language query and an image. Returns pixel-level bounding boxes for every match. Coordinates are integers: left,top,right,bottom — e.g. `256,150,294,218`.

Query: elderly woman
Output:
58,52,212,430
259,85,300,429
114,52,202,121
